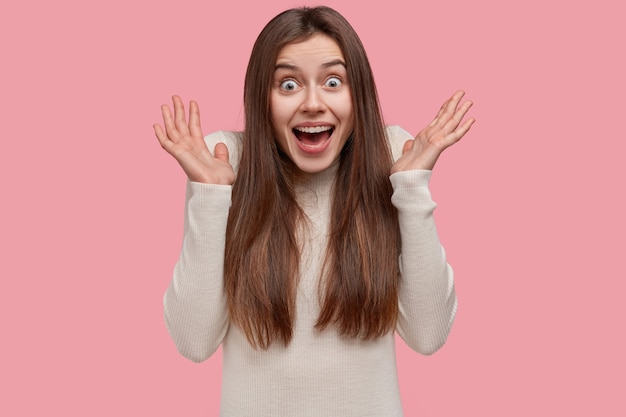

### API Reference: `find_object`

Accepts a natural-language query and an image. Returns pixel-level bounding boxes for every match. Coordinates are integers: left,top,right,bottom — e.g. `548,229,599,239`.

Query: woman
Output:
154,6,474,416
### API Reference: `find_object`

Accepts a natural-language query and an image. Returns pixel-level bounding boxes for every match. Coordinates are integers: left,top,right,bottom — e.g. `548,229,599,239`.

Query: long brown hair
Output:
224,6,400,349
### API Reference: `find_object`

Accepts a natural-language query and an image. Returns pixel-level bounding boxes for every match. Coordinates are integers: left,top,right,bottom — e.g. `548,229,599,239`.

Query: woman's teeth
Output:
294,126,333,134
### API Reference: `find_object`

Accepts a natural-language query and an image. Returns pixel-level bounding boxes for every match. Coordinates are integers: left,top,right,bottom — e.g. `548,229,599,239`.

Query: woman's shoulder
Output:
203,131,243,173
385,125,413,163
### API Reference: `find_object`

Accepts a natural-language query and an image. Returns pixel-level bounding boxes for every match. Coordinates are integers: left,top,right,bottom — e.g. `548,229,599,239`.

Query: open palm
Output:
154,96,235,185
392,90,475,173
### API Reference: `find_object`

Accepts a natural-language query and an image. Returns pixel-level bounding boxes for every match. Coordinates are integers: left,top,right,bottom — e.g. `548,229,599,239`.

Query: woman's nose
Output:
300,87,326,113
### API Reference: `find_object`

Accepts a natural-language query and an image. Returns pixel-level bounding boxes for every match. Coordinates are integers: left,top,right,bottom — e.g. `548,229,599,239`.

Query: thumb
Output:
402,139,414,155
213,142,230,163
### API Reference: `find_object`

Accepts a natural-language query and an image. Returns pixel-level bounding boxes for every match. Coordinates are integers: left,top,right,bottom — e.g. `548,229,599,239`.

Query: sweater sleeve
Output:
163,182,231,362
163,131,241,362
386,126,457,355
391,171,457,355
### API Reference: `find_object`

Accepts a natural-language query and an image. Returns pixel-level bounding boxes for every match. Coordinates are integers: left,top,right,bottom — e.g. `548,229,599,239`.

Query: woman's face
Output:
270,33,354,174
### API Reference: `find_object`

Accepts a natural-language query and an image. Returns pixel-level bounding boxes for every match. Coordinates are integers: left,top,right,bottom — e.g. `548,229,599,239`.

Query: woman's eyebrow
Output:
321,59,346,69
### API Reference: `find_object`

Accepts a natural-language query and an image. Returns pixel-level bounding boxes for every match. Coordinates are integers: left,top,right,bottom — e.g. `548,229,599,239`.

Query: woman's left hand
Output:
391,90,475,173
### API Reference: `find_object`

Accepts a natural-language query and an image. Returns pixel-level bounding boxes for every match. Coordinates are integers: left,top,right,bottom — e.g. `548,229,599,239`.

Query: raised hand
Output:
154,96,235,185
391,90,475,173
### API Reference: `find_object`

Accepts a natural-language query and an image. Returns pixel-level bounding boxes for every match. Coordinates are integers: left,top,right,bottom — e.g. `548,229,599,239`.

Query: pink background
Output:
1,0,624,415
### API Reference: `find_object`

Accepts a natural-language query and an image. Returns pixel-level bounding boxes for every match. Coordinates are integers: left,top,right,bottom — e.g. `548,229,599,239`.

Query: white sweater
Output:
163,126,457,416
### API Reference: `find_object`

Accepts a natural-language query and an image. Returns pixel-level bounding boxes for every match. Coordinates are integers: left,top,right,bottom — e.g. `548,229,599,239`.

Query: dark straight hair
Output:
224,6,401,349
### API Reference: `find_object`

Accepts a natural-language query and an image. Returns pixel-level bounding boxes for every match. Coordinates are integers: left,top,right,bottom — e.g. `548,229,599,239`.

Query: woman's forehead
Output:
276,33,344,64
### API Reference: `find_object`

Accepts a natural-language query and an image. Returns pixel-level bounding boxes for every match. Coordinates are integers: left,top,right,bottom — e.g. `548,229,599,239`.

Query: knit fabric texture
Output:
163,126,457,416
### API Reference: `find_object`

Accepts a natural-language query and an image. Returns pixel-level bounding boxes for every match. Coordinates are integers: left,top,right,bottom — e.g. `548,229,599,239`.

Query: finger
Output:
448,90,465,106
440,91,465,121
443,100,473,133
188,100,203,138
161,104,179,141
214,142,230,163
428,91,464,127
401,139,414,155
172,95,190,135
449,117,476,143
154,123,173,151
429,98,450,127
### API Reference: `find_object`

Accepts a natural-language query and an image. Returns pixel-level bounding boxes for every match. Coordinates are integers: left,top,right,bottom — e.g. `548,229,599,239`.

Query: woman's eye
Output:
325,77,342,88
280,80,298,91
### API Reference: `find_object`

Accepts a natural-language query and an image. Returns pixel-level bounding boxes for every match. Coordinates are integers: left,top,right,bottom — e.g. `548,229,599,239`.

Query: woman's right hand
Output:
154,96,235,185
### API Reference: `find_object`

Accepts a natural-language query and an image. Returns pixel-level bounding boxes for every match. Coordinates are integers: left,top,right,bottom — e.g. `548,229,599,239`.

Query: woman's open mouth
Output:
292,125,334,154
